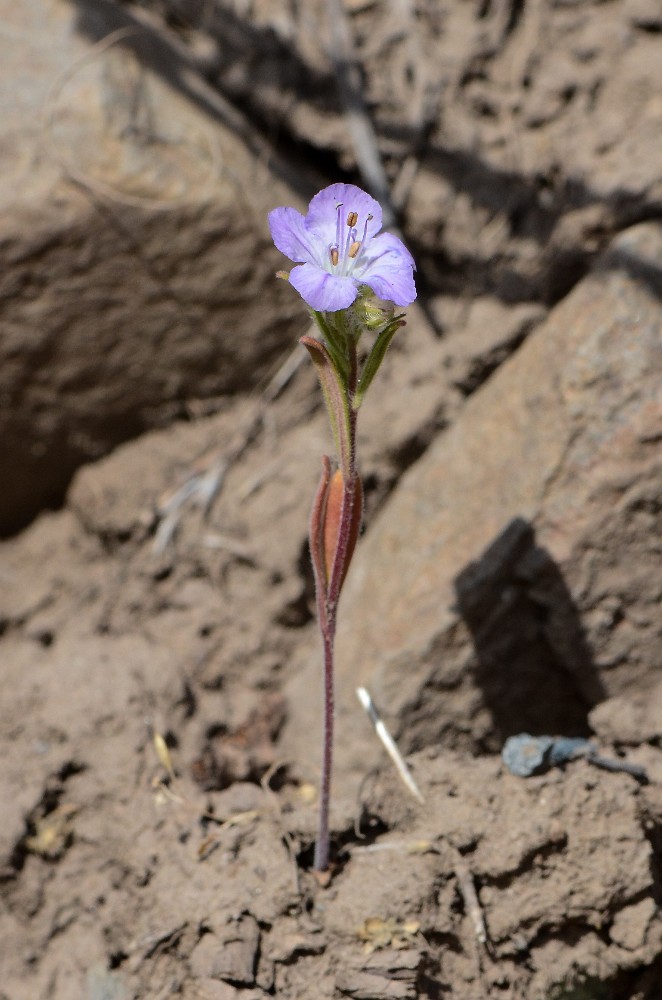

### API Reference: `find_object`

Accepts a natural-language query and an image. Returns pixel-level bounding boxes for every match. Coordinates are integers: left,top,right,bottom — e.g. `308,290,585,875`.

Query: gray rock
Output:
0,0,304,534
286,222,662,789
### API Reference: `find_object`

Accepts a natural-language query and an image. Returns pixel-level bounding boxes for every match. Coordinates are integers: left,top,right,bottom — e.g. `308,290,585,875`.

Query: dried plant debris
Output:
356,917,422,955
25,803,79,860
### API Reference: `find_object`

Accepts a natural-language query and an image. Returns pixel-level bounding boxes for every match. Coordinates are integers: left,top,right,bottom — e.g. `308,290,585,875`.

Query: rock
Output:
336,950,421,1000
441,298,545,396
0,0,305,534
285,223,662,790
264,919,325,963
109,0,662,317
192,981,260,1000
190,916,260,985
150,1,662,204
589,682,662,746
609,897,657,952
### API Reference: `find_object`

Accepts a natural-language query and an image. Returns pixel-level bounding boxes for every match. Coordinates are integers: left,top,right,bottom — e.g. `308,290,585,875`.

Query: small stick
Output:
452,849,488,948
356,687,425,803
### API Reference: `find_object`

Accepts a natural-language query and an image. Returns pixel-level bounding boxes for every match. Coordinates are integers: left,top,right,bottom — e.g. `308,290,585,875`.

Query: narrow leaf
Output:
353,319,405,409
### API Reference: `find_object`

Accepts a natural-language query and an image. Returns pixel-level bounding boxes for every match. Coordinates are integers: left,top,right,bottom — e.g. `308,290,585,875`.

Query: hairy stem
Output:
313,623,335,872
312,338,360,872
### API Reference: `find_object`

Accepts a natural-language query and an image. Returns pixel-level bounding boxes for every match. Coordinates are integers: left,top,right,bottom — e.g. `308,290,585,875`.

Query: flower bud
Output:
353,290,397,333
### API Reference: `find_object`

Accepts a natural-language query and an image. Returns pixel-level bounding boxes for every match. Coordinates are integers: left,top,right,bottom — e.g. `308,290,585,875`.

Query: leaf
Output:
353,318,405,409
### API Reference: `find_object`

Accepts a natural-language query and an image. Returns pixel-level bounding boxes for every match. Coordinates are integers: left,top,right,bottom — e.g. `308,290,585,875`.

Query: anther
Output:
346,211,358,228
348,241,361,258
330,247,340,267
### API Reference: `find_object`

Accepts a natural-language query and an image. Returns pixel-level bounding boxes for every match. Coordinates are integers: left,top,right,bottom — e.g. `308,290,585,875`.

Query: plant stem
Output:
313,623,335,872
313,471,359,871
312,338,360,872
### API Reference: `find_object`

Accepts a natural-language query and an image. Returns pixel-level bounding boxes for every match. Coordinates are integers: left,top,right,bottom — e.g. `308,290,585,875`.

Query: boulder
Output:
0,0,305,534
285,223,662,788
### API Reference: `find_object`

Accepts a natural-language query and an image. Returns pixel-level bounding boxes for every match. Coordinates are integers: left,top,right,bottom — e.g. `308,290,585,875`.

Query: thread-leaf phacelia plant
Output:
268,182,416,872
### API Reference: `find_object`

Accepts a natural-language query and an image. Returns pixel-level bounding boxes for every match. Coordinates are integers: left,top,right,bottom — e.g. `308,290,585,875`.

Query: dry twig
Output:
356,687,425,803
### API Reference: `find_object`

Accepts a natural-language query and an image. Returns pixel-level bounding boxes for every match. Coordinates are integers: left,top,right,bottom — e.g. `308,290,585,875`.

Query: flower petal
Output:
306,184,382,243
289,263,359,311
362,266,417,307
363,231,416,271
268,206,323,266
359,231,417,306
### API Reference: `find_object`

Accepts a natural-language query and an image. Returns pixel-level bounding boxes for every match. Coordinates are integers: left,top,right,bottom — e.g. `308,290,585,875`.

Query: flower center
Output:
328,204,371,276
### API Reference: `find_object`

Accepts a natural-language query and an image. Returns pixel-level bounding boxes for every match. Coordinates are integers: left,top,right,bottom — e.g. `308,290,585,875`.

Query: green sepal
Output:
353,317,405,410
300,335,353,479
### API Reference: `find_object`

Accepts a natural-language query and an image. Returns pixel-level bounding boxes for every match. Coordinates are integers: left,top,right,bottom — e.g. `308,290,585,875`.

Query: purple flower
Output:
268,183,416,312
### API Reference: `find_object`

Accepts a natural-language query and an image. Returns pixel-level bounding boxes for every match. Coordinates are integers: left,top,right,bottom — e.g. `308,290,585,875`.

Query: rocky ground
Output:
1,1,661,998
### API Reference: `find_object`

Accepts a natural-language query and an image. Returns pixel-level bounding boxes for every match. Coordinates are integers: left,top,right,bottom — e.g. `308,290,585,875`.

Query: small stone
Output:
190,916,260,986
609,898,656,951
336,949,421,1000
589,683,662,745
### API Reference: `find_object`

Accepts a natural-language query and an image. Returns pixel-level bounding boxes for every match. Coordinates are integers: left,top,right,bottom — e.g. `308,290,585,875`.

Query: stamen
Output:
346,211,358,228
329,247,339,267
349,212,373,267
335,203,344,256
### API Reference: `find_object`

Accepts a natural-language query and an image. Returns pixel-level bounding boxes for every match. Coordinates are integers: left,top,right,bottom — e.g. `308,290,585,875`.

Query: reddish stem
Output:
311,337,362,872
313,623,336,871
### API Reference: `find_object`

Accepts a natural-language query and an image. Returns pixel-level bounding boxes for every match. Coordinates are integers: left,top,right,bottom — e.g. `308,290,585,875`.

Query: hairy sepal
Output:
309,455,332,609
323,470,363,596
300,335,353,479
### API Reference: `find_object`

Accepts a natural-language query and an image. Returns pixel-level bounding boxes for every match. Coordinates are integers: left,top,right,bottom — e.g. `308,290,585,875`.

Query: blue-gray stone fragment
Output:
502,734,592,776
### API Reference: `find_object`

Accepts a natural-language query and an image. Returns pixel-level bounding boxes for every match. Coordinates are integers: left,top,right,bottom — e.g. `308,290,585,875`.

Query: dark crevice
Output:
387,409,449,476
482,835,568,892
503,0,525,39
640,809,662,906
296,814,390,874
361,405,449,524
610,957,662,1000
